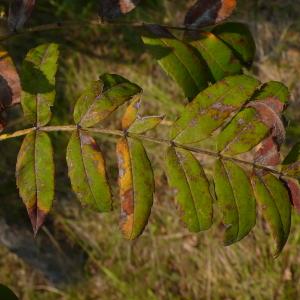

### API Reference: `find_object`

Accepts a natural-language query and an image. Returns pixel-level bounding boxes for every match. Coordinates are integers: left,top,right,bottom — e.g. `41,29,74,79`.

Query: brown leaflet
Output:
184,0,237,28
248,99,286,145
27,204,47,236
283,178,300,214
0,50,21,131
248,97,286,167
255,136,281,167
8,0,36,31
99,0,141,20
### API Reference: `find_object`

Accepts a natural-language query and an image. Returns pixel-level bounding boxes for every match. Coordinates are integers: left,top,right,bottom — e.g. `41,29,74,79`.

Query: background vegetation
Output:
0,0,300,299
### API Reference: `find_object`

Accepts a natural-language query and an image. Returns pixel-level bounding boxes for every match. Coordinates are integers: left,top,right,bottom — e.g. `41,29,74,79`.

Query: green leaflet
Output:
128,115,164,134
215,81,288,157
117,137,154,240
187,32,242,81
66,130,112,212
282,143,300,177
142,23,256,100
73,74,142,128
141,24,210,100
212,22,256,66
252,173,291,257
282,143,300,165
165,147,213,232
255,81,289,104
217,108,269,155
214,160,256,245
171,75,260,144
16,131,54,234
21,43,59,126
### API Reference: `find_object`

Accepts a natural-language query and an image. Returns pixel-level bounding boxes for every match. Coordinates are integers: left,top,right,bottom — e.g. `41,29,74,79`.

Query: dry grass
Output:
1,1,300,299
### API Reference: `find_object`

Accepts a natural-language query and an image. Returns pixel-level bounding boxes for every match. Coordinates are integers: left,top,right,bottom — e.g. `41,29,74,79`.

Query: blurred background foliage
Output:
0,0,300,299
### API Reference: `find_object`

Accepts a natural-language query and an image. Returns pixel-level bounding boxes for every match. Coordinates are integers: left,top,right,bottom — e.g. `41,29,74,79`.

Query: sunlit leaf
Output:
116,137,154,240
8,0,36,31
214,159,256,245
184,0,237,28
252,173,291,257
16,131,54,235
21,43,59,127
171,75,260,144
186,31,242,81
73,74,142,128
141,24,210,100
165,147,213,232
212,22,256,66
66,130,112,212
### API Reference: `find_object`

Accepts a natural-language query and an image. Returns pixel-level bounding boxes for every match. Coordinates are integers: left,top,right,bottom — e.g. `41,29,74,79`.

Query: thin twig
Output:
0,125,285,176
0,19,207,42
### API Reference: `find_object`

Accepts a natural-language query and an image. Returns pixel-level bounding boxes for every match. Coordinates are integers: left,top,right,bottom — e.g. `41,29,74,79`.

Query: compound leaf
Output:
21,43,59,127
66,130,112,212
214,159,256,245
165,147,213,232
16,131,54,235
116,137,154,240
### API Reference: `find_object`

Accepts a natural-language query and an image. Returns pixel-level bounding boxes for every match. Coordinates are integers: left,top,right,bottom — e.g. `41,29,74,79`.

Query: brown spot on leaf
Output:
121,189,134,215
255,136,281,167
248,99,286,145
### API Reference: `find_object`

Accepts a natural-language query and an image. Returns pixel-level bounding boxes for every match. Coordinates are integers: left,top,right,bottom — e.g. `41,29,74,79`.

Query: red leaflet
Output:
283,178,300,214
184,0,237,29
0,50,21,131
248,98,286,145
255,136,281,167
248,96,286,167
99,0,141,19
8,0,36,31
